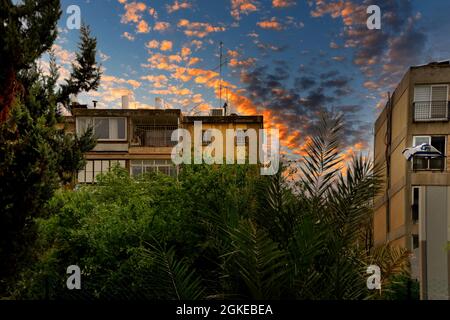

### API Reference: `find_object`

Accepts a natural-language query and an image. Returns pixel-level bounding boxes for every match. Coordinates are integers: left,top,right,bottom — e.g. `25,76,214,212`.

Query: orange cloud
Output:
121,2,146,24
177,19,226,38
151,86,192,96
102,75,141,88
229,57,256,68
136,20,150,33
146,40,160,49
257,17,283,30
181,47,191,57
160,40,173,51
154,21,171,31
273,0,296,8
231,0,258,20
140,74,168,88
167,0,192,13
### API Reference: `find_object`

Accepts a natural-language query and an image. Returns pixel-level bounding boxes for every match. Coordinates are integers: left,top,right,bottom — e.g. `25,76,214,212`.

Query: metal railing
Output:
131,125,178,147
413,101,449,121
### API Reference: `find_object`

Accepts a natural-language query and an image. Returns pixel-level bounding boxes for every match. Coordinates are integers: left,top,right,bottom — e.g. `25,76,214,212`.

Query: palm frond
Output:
299,113,343,204
221,219,289,299
140,243,205,300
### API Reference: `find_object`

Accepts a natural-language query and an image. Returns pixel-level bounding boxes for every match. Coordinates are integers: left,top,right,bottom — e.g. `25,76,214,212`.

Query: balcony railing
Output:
413,101,449,121
131,125,178,147
412,156,445,171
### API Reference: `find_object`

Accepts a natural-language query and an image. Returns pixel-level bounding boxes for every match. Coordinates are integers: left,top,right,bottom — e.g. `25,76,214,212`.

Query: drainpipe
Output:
385,92,392,241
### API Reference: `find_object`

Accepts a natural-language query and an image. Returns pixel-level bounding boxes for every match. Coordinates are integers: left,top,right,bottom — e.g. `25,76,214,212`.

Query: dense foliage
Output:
13,116,415,300
0,1,101,294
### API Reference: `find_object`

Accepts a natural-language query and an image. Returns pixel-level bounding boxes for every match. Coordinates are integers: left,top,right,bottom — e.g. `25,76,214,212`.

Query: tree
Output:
0,1,101,294
0,0,61,122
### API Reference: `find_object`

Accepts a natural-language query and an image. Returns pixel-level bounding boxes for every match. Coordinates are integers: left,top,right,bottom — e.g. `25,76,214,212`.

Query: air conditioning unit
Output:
210,108,225,116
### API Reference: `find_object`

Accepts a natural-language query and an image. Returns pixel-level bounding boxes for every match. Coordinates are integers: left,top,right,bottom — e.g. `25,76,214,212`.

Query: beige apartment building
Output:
374,61,450,299
65,101,264,183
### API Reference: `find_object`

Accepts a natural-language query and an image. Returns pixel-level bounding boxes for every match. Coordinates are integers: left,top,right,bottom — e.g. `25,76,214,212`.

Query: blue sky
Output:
51,0,450,157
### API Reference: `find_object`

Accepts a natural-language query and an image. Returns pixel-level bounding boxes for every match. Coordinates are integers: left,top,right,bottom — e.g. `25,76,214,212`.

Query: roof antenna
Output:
219,41,223,109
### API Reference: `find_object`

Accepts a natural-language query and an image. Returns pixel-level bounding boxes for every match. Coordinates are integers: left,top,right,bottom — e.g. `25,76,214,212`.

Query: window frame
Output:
414,84,449,120
130,159,178,177
76,117,127,142
412,135,446,171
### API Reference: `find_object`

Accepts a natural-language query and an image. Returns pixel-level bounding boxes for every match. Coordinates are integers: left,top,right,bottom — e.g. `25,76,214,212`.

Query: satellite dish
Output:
402,143,444,161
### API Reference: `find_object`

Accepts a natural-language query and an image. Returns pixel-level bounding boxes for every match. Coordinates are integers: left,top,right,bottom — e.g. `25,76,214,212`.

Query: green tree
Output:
0,1,101,294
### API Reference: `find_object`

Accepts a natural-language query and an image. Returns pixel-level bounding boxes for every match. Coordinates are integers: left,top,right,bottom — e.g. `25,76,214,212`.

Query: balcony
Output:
413,101,449,121
412,156,445,171
130,125,178,148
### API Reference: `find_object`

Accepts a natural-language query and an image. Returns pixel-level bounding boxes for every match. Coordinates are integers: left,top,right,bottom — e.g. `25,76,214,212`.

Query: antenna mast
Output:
219,41,223,108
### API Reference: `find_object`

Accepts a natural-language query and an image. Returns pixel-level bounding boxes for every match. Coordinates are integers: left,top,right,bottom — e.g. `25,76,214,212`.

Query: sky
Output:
49,0,450,159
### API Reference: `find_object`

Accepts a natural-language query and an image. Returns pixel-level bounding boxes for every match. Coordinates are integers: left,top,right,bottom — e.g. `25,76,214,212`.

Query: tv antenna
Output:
219,41,223,109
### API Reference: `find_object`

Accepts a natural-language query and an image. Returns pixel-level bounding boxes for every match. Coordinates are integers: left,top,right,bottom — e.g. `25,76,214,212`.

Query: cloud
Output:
144,53,180,71
181,47,192,57
191,40,203,50
177,19,226,38
160,40,173,51
229,57,256,68
102,75,141,88
120,1,146,24
119,1,150,33
257,17,283,30
122,32,135,41
166,1,192,13
273,0,296,8
141,74,169,88
154,21,171,31
146,40,174,52
99,51,111,62
151,86,192,96
309,0,428,104
231,0,258,21
136,20,150,33
329,41,339,49
146,40,160,49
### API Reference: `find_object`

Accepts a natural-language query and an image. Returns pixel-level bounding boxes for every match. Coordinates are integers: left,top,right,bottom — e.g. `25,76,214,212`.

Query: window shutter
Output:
431,85,447,101
414,86,431,102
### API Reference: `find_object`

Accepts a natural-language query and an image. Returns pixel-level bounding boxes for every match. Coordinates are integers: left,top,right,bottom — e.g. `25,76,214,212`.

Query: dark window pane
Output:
431,136,445,153
118,118,126,139
95,118,109,139
131,166,143,176
412,235,419,249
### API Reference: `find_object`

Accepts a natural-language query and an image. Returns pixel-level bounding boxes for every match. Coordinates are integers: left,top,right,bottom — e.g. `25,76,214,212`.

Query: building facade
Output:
65,105,263,183
374,61,450,299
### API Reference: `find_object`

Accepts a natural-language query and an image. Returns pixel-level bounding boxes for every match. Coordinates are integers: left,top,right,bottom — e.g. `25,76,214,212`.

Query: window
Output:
414,85,448,120
236,129,247,146
78,160,126,183
411,187,420,224
202,130,212,146
77,117,127,141
412,136,445,170
130,160,177,177
412,234,419,250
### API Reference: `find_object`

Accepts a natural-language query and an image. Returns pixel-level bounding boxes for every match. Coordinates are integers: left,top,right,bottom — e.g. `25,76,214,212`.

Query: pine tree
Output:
0,1,101,294
58,24,102,109
0,0,61,122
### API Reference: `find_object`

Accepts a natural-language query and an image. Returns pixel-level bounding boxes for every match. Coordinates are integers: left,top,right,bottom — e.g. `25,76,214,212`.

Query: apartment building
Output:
374,61,450,299
65,101,263,183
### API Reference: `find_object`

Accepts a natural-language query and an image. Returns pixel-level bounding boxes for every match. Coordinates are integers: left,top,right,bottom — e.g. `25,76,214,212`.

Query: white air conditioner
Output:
210,108,225,116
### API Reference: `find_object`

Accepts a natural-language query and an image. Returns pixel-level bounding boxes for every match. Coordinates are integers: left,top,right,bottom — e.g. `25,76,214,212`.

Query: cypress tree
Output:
0,0,101,294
